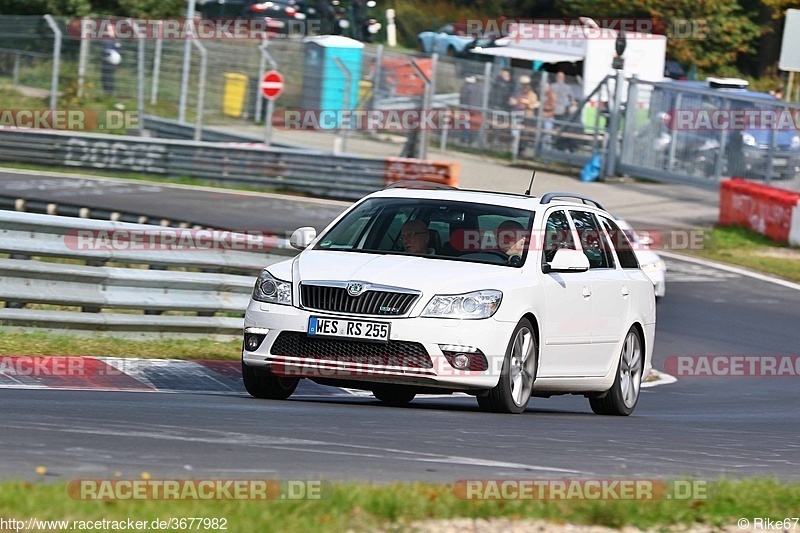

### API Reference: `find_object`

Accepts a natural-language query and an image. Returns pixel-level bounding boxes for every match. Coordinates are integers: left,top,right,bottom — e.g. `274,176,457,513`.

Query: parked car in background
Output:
242,184,656,416
615,218,666,299
417,22,503,57
198,0,309,34
664,59,687,80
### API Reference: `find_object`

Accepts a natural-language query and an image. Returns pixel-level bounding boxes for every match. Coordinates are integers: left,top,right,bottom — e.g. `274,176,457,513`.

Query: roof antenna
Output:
524,171,536,196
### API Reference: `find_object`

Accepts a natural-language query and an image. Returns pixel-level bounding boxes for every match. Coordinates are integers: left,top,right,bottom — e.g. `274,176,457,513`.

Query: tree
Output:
558,0,761,73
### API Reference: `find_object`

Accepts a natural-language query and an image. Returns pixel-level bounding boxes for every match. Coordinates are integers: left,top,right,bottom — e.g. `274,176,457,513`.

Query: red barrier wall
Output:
719,178,800,243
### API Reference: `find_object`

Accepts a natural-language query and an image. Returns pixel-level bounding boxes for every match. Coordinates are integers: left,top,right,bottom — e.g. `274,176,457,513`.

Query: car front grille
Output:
300,284,419,316
270,332,433,369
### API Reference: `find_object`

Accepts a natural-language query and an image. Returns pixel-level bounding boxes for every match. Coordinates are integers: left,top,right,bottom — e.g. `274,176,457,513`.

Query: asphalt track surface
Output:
2,256,799,482
1,169,798,482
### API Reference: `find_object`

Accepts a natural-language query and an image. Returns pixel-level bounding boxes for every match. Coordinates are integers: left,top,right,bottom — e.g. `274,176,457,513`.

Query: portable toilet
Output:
300,36,364,128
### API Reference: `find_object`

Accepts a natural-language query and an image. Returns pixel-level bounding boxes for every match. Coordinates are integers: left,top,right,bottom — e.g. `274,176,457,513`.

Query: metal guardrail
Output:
142,115,313,151
0,210,296,338
0,129,458,199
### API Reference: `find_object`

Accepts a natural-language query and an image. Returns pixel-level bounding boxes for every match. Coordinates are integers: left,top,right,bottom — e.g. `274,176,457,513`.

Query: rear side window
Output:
600,217,639,269
569,210,615,269
542,210,576,264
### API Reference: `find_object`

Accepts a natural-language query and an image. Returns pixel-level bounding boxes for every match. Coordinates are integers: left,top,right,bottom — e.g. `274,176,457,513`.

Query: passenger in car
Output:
497,220,528,264
400,219,433,255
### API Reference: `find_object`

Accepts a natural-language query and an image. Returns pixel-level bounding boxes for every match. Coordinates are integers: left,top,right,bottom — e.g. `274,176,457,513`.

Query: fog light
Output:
244,333,267,351
453,353,470,369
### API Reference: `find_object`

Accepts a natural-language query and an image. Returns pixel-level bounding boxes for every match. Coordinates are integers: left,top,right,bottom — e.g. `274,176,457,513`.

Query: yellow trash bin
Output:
358,80,373,109
222,73,248,118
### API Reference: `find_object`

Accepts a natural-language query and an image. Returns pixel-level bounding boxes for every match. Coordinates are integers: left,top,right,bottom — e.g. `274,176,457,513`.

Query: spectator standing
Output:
551,71,572,120
101,27,122,96
490,68,515,112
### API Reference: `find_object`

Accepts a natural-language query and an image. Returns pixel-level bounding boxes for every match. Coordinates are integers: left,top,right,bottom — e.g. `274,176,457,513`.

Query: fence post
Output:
712,99,730,181
134,21,146,132
257,40,278,123
605,69,624,176
192,40,207,141
333,57,352,153
78,17,89,99
12,53,20,85
478,61,492,153
150,21,163,105
179,0,197,123
371,44,383,110
43,14,61,114
412,54,436,160
619,74,638,166
533,70,547,159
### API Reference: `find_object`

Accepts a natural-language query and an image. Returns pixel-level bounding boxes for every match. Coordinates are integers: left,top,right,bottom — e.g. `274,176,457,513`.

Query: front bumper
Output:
743,148,800,178
242,299,515,390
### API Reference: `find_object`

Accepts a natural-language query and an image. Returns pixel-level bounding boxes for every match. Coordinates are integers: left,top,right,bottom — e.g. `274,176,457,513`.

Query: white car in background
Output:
242,185,656,415
615,218,666,299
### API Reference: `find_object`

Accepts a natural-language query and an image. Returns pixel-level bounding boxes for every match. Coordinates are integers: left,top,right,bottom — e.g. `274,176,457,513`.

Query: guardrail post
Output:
192,40,207,142
43,14,61,114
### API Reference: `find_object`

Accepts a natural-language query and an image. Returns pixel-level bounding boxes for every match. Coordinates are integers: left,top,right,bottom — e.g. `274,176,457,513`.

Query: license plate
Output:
773,158,787,167
308,317,390,343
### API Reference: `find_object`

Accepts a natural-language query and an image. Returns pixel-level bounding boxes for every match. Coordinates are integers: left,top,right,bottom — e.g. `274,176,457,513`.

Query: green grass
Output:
0,330,241,360
691,224,800,282
0,478,797,531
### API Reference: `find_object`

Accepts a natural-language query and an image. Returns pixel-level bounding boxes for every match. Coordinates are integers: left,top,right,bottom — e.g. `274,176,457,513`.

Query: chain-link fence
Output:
2,14,799,191
619,77,800,191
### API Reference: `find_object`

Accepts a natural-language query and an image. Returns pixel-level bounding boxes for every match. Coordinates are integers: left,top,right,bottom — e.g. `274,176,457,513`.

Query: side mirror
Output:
542,249,589,273
290,227,317,250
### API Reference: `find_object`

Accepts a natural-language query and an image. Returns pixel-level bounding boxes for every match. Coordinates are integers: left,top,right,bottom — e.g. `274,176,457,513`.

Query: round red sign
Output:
260,71,284,100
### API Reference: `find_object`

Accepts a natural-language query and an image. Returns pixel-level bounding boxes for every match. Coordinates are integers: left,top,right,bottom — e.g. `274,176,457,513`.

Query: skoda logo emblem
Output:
347,282,364,297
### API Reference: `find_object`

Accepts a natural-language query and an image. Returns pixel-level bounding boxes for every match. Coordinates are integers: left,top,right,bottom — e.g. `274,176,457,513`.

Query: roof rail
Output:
382,180,458,191
540,193,605,210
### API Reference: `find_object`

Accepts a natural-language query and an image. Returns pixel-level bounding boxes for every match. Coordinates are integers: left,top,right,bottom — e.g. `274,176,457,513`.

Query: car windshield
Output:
314,197,535,267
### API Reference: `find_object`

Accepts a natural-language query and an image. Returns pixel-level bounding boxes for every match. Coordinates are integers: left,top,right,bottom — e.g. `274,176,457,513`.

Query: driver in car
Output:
400,219,432,255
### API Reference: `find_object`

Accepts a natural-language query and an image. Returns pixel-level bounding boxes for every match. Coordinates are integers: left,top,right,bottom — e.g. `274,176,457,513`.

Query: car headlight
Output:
791,135,800,149
252,269,292,305
422,290,502,319
742,133,757,147
640,261,665,273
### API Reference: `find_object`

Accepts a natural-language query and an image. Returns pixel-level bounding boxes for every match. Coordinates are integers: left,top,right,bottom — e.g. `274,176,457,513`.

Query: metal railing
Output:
0,129,458,200
0,210,295,338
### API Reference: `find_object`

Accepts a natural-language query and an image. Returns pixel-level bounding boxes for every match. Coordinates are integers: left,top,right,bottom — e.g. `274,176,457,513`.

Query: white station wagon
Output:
242,184,656,415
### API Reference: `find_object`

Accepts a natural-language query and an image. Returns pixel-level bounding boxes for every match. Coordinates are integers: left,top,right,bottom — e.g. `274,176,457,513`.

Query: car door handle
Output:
582,287,591,298
621,286,630,298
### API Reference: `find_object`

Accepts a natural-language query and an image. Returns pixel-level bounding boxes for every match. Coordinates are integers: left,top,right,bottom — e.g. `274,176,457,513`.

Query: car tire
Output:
589,327,643,416
446,45,456,57
372,385,416,406
241,361,299,400
477,318,537,414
